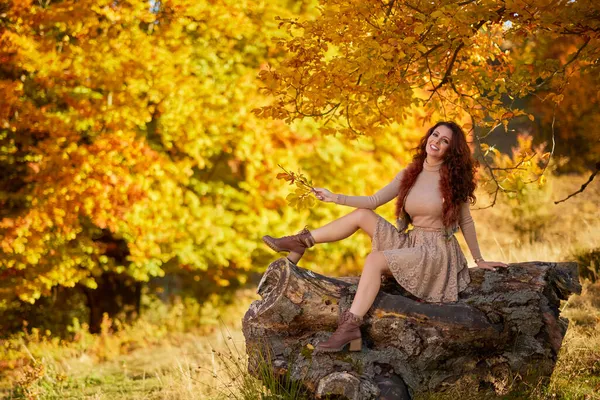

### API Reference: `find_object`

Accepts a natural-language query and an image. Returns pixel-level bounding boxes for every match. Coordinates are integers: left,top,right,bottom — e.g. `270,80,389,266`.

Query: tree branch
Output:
469,117,511,210
536,36,591,89
424,17,488,104
383,0,396,24
522,103,557,185
554,161,600,204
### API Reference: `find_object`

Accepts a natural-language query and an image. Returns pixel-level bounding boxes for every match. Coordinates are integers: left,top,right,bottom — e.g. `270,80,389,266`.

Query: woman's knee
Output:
364,251,389,275
352,208,378,236
353,208,375,220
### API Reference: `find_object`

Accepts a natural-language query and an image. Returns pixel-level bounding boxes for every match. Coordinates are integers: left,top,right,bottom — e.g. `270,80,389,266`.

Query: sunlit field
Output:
1,174,598,400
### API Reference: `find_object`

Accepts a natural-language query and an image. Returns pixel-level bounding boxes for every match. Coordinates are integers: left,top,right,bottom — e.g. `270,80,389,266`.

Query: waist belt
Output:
412,225,459,241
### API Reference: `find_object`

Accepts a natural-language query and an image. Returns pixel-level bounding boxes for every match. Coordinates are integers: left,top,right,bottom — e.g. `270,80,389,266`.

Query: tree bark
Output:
242,258,581,399
84,228,141,333
83,272,142,333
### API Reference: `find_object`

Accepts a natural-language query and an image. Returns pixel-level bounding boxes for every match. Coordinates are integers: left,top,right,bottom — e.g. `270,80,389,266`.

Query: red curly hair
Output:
395,121,478,228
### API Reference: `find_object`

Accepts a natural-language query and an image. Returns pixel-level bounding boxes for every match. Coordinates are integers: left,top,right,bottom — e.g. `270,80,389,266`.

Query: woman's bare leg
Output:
312,208,379,242
287,209,379,264
349,251,390,317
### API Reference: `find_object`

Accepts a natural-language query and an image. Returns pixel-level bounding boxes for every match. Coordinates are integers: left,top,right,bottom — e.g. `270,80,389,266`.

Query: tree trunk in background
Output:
242,258,581,399
84,228,141,333
83,273,142,333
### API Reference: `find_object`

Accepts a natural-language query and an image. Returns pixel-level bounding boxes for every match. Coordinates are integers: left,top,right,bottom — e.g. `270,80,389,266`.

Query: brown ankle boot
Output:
315,310,363,353
262,226,315,257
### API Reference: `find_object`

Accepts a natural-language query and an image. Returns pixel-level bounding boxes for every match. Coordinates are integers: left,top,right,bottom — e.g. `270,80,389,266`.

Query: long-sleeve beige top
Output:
335,160,483,260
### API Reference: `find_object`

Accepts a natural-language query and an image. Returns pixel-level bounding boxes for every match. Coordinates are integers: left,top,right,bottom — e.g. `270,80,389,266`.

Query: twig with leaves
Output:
276,164,317,210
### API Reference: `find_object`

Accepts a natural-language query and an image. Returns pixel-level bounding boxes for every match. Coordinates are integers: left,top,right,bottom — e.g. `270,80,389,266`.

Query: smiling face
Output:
426,124,453,159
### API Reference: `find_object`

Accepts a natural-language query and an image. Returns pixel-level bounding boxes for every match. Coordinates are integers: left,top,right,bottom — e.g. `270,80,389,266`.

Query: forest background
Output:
0,0,599,398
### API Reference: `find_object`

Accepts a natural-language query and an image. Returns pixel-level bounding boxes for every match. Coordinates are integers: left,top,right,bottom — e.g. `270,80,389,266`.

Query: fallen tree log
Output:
242,258,581,399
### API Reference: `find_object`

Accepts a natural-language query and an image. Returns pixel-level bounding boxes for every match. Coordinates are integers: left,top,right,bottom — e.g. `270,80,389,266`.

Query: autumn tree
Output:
1,0,323,331
4,0,596,334
0,0,421,333
525,36,600,174
255,0,600,202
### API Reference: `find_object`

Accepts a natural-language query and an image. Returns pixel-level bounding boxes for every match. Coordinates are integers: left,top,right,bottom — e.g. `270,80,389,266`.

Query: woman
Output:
262,121,508,353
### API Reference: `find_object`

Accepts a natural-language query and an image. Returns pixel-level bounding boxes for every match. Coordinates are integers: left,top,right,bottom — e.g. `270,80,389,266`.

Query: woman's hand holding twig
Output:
312,188,335,203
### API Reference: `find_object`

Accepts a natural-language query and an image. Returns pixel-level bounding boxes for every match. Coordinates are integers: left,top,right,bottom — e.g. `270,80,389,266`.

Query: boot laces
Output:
296,225,309,234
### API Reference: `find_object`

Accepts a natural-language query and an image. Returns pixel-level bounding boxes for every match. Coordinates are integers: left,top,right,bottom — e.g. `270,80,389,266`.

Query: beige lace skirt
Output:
372,215,471,303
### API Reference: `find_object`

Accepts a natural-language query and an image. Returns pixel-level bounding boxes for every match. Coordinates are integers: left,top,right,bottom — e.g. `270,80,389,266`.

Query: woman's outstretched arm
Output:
313,170,404,210
459,203,508,269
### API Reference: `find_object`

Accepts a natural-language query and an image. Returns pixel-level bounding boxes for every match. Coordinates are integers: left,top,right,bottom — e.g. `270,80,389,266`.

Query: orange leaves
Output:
276,164,316,210
1,0,597,308
252,0,600,167
415,43,428,53
0,0,286,303
413,24,426,35
257,68,281,93
545,93,565,105
276,164,312,189
276,172,292,181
